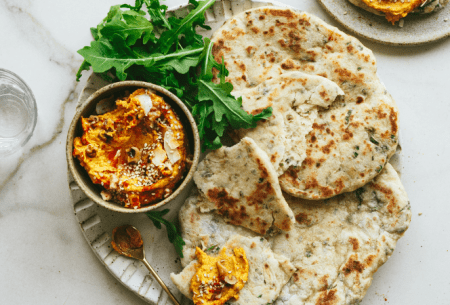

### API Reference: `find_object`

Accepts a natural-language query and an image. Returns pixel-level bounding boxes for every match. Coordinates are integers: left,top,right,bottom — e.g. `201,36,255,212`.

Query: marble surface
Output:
1,0,449,304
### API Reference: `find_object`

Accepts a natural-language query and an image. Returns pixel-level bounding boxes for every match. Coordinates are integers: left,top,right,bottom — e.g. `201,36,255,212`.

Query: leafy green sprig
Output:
76,0,272,150
146,209,185,257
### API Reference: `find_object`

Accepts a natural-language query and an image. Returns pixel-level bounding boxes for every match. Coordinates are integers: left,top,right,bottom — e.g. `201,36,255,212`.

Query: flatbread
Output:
211,7,400,200
178,192,258,268
193,137,295,235
170,235,295,305
272,163,411,304
349,0,449,18
233,71,344,175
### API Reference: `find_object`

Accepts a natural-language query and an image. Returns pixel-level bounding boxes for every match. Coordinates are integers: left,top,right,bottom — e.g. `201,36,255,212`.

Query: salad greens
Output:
76,0,272,150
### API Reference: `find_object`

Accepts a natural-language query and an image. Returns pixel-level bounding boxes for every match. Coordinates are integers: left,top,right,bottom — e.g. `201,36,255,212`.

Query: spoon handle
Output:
141,257,181,305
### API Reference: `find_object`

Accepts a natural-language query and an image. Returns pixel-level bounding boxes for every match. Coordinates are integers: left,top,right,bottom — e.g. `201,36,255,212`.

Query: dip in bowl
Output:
67,81,200,213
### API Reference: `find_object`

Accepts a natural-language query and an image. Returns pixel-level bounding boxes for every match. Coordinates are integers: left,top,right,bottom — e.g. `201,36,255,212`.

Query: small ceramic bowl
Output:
66,81,200,213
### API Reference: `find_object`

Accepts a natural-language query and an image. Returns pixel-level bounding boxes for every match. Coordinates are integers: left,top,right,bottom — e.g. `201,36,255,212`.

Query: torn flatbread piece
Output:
233,71,344,175
272,163,411,305
178,192,258,268
212,7,400,200
171,235,295,305
193,137,295,235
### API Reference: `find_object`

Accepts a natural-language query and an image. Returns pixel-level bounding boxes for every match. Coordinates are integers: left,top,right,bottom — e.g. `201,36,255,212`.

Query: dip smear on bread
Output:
73,88,187,208
171,235,295,305
212,7,400,200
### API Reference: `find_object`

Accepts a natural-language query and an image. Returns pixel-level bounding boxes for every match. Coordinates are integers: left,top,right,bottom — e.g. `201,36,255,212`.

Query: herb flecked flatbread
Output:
211,7,400,200
272,163,411,304
176,163,411,305
193,137,295,235
171,235,295,305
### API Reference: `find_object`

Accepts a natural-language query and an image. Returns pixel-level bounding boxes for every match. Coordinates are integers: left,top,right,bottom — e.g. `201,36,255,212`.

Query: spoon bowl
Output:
112,225,180,305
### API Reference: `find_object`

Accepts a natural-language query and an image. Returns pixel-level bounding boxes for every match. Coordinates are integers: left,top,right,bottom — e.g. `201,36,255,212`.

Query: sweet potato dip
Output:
360,0,424,23
73,88,188,209
190,247,249,305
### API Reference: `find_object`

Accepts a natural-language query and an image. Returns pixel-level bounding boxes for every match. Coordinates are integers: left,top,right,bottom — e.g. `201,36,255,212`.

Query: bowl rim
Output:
66,80,200,213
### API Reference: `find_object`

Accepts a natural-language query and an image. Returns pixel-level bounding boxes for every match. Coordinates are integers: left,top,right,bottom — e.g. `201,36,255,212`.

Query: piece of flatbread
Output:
178,192,258,268
233,71,344,175
348,0,449,18
171,235,295,305
193,137,295,235
272,163,411,305
211,7,400,200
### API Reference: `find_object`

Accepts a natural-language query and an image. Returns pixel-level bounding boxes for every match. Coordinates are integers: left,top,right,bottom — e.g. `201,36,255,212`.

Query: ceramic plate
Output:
67,1,403,304
318,0,450,45
68,1,283,305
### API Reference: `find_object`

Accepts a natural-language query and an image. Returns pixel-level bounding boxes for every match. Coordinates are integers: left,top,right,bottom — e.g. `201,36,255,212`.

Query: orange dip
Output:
73,89,187,208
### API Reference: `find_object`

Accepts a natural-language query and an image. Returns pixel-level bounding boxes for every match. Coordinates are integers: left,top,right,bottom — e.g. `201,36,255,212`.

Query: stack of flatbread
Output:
171,7,411,305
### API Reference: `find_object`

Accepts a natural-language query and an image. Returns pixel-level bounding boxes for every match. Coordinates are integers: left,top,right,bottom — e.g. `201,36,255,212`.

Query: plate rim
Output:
317,0,450,46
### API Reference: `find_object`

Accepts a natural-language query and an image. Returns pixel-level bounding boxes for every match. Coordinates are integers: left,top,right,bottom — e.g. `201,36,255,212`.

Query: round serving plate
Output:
67,1,403,304
318,0,450,46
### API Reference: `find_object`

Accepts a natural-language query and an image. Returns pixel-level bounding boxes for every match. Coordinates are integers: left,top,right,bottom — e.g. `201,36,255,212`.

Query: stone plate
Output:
318,0,450,45
67,1,403,304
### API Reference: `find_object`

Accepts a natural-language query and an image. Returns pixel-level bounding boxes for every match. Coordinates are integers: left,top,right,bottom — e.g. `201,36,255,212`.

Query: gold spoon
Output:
111,225,181,305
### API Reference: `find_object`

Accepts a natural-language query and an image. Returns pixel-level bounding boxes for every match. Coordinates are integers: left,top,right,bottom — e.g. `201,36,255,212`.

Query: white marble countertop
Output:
1,0,449,304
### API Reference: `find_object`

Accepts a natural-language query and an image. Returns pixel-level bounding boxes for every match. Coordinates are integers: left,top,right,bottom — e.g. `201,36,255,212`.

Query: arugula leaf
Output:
101,14,154,45
198,79,272,130
78,37,203,80
146,209,185,257
157,0,215,54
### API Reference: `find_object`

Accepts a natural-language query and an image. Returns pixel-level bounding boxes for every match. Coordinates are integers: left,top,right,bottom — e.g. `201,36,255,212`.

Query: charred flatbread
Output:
272,163,411,304
193,137,295,235
211,7,400,200
233,71,344,175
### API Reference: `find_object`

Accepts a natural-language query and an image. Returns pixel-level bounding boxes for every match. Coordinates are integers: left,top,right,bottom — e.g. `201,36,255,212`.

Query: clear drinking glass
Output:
0,69,37,156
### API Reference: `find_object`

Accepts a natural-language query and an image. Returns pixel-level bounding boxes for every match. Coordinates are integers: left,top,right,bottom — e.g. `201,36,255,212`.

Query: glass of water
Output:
0,69,37,156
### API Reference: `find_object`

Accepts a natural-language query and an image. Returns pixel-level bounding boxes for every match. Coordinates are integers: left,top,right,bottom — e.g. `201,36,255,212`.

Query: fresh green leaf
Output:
157,0,215,54
198,79,272,130
100,14,154,45
146,209,185,257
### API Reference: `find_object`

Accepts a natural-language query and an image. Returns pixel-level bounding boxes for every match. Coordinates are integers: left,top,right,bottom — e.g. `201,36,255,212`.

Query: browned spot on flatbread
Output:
342,254,365,276
206,188,250,228
389,107,398,134
304,157,315,168
342,131,353,141
251,27,260,34
333,179,345,194
281,59,295,70
349,237,359,251
356,96,364,104
315,289,339,305
321,140,335,154
246,46,253,55
334,67,364,85
295,212,311,226
320,186,334,198
268,8,294,18
364,254,377,267
370,182,397,213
